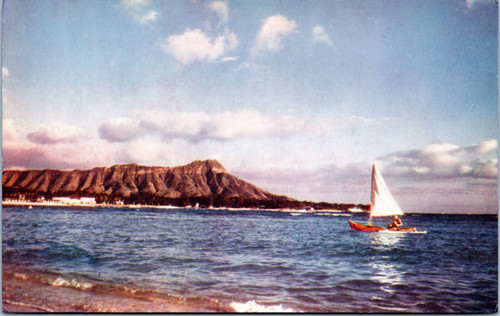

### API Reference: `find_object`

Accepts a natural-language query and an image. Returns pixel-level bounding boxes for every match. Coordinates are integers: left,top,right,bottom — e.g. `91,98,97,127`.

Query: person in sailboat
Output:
387,215,402,230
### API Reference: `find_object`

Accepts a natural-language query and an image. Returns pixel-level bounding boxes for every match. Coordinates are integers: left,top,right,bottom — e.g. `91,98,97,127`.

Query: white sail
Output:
370,161,404,217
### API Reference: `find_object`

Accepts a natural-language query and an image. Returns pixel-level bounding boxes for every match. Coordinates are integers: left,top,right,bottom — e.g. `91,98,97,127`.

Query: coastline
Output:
5,201,496,215
2,267,232,313
2,200,355,214
2,200,178,209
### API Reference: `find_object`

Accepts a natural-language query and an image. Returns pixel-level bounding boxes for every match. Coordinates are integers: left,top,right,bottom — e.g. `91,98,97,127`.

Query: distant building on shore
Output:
52,197,96,205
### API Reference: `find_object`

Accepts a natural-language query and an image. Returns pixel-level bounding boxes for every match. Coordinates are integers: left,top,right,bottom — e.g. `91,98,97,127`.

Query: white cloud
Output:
98,111,390,144
2,67,10,80
98,117,145,142
162,2,237,64
467,139,498,154
220,56,238,62
378,139,498,179
27,122,91,145
121,0,158,24
471,158,498,178
2,120,122,170
99,110,302,143
3,118,23,142
138,111,211,141
209,1,229,25
2,138,132,171
139,110,277,142
163,28,238,65
251,14,297,57
138,10,159,24
312,25,332,46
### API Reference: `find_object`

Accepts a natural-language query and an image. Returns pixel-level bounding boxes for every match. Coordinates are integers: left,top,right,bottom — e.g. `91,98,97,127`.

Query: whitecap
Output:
229,300,295,313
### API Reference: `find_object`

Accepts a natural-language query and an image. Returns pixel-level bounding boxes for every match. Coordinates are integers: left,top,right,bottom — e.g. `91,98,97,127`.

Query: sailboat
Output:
348,161,418,232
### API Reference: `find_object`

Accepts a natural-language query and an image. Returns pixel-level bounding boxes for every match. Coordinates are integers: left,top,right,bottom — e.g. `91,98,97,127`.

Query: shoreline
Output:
1,200,355,214
3,264,301,313
2,266,297,313
3,201,498,215
2,200,179,209
2,266,233,313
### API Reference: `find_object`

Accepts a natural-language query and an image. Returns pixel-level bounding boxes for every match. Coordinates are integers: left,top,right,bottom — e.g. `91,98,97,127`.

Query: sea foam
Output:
229,300,295,313
50,277,93,290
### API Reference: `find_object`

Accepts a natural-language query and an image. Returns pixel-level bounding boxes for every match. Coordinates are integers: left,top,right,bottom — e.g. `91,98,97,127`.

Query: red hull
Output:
348,220,417,232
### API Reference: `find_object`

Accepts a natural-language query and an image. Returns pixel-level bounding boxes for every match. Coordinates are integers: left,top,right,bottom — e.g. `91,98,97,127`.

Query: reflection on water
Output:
369,261,402,294
369,232,405,247
368,233,405,296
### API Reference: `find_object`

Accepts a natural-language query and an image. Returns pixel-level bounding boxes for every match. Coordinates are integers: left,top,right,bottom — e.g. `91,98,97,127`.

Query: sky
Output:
2,0,498,213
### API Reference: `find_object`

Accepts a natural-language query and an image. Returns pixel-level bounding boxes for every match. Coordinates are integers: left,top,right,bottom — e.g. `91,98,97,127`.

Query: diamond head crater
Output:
2,159,365,212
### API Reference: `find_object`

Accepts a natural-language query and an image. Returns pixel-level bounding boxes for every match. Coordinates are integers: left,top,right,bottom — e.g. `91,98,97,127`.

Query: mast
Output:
369,160,376,226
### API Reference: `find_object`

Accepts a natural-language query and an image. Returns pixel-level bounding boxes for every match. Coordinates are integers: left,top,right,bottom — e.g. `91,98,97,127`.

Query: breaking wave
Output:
229,300,296,313
50,277,94,290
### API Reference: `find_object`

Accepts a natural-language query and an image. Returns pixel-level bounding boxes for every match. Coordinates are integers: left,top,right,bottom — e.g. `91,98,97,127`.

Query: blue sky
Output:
2,0,498,213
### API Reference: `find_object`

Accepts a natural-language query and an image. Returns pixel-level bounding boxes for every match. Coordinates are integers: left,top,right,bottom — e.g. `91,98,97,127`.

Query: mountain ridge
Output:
2,159,295,208
3,159,366,211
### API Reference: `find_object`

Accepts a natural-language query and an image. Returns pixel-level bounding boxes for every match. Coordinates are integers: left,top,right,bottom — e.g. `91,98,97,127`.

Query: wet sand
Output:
2,268,232,313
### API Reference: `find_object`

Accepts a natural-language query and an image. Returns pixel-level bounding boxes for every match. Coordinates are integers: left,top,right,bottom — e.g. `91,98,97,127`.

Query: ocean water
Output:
2,205,498,313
